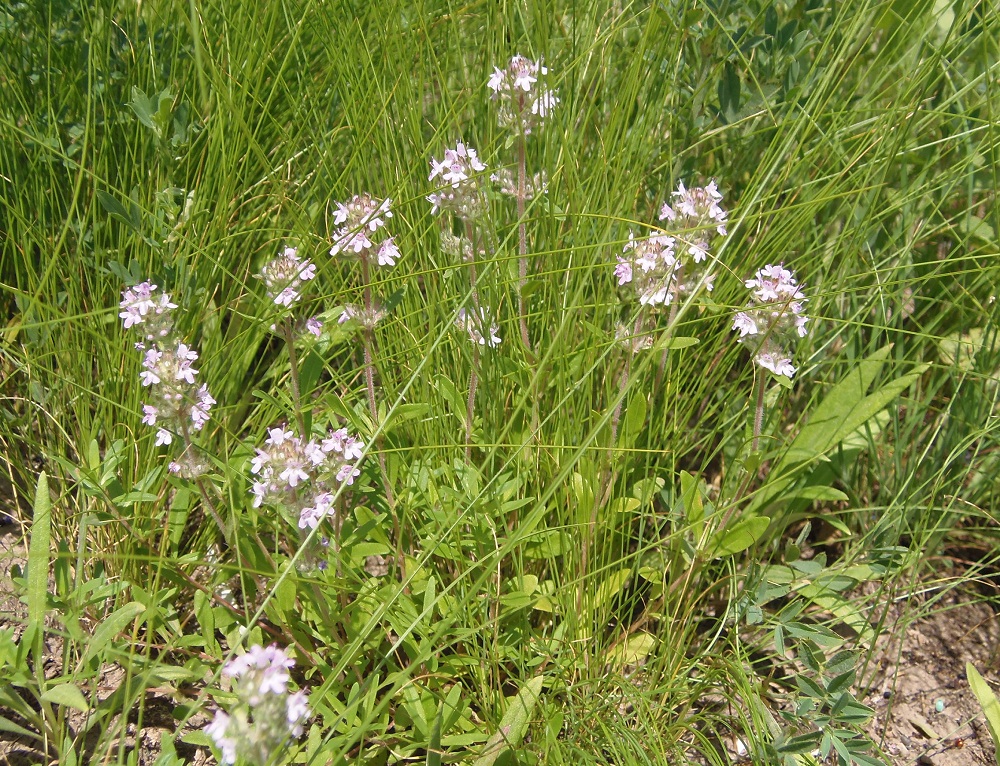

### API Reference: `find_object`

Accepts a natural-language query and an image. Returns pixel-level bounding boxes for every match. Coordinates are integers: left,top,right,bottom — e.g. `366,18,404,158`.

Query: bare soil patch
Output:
864,592,1000,766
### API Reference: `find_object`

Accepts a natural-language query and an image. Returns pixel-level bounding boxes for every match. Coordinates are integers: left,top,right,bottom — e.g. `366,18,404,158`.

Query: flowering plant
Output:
732,263,808,378
330,194,399,266
120,281,215,448
205,645,310,766
487,55,559,134
427,142,488,219
250,425,365,530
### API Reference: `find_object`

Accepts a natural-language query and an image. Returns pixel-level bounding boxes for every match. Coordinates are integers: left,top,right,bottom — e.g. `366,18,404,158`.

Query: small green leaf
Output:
607,632,656,668
41,683,90,712
796,674,826,698
0,713,42,741
680,471,704,525
620,393,646,448
718,61,741,119
612,497,641,514
128,87,160,136
959,215,995,244
382,285,408,314
427,699,443,766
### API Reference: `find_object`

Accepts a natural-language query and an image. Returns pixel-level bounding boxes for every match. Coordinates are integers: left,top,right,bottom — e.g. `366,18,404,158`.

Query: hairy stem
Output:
358,254,401,575
657,263,684,390
281,319,308,439
516,134,532,357
466,347,480,462
752,372,766,452
464,219,480,311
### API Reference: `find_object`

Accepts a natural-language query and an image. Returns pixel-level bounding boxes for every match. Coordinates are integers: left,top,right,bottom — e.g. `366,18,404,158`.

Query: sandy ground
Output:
862,593,1000,766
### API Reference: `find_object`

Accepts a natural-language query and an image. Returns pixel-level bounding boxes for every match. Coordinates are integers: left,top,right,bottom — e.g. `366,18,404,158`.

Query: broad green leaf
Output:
588,568,629,612
612,497,640,514
620,393,646,448
780,347,890,465
680,471,704,525
572,472,594,513
25,472,52,654
427,699,443,766
711,516,769,557
436,375,466,425
95,190,139,231
473,675,543,766
752,348,927,512
938,327,985,372
0,713,41,741
0,687,40,723
653,335,700,352
41,682,90,712
81,601,146,664
607,632,656,668
781,486,849,503
967,663,1000,764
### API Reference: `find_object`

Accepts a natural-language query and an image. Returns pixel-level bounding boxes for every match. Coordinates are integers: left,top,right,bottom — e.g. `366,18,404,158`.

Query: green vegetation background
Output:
1,0,998,763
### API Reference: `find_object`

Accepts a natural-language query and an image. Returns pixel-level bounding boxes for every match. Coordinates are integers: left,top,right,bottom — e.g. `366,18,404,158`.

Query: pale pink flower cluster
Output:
732,264,809,378
256,246,316,307
305,317,323,337
614,232,681,307
168,451,210,480
249,425,364,530
660,181,728,247
338,302,386,330
487,55,559,134
120,281,215,446
205,645,310,766
454,307,501,348
119,280,177,341
651,180,729,301
615,322,655,354
491,168,549,198
440,232,476,263
330,194,400,266
427,142,488,219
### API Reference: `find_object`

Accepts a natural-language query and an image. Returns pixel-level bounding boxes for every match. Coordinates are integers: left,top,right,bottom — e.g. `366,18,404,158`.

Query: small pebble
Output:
934,698,946,713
